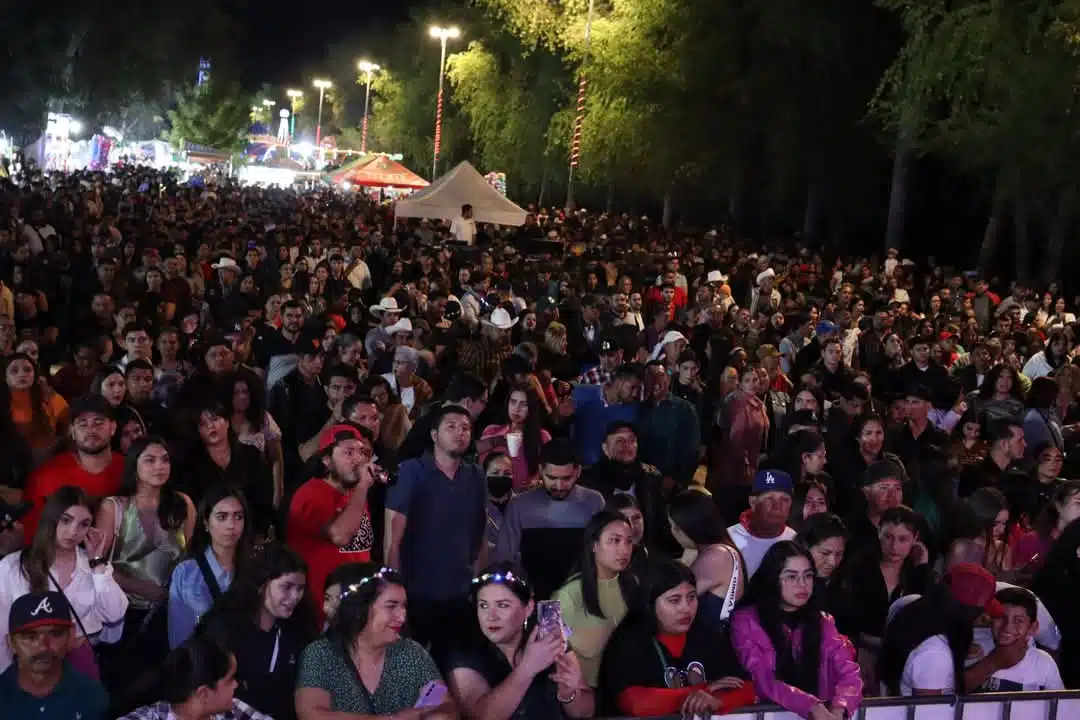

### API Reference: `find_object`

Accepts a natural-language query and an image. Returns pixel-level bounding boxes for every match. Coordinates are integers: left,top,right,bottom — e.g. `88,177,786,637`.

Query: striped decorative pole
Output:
565,0,596,210
429,27,459,179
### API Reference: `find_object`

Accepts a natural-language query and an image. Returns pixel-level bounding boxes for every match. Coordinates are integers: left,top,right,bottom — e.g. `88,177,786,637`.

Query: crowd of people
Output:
1,164,1079,719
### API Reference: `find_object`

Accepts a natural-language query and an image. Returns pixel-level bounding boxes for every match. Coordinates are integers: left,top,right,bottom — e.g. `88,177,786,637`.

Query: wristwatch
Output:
88,557,109,569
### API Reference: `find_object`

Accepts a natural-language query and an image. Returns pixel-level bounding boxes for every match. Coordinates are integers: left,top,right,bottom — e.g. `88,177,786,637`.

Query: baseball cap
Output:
319,423,368,452
752,469,793,496
8,591,74,634
69,393,113,421
906,383,934,402
944,563,1005,617
599,337,620,355
788,409,820,428
815,320,837,336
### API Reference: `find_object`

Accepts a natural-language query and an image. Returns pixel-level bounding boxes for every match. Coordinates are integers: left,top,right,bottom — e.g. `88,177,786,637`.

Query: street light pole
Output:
566,0,596,210
358,61,380,154
313,78,332,147
429,25,461,180
286,89,302,139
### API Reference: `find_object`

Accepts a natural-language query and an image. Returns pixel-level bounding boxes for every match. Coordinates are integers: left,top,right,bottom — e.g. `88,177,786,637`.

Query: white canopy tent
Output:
395,161,528,226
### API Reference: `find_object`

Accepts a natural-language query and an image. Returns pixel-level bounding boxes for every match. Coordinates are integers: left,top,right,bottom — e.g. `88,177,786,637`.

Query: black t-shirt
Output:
599,618,746,716
443,641,565,720
253,326,303,369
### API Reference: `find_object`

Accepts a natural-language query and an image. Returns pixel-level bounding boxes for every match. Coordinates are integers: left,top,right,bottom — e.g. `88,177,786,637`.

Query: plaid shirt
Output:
119,699,272,720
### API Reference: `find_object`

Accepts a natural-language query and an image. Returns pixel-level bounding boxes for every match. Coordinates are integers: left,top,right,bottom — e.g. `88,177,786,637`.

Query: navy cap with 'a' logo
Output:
8,591,74,634
751,469,793,496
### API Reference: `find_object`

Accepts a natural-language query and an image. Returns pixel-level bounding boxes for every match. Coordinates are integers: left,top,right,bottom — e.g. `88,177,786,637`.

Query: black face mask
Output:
487,474,513,498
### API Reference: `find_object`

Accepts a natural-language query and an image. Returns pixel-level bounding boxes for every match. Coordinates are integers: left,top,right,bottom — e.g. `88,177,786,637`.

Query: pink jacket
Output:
731,607,862,718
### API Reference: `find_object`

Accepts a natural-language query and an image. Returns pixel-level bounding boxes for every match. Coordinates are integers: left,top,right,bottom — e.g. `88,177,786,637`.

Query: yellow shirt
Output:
552,575,628,687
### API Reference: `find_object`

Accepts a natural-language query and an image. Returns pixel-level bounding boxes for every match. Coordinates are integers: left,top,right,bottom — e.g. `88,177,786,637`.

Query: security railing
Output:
604,690,1080,720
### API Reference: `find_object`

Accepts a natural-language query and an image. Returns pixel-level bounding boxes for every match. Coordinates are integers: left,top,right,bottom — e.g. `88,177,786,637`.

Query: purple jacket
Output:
731,607,863,718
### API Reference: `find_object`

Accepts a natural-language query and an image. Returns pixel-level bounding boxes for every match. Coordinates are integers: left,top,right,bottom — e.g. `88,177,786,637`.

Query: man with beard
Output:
344,395,396,563
494,439,605,600
287,423,381,627
385,404,488,652
1,592,108,719
21,395,123,543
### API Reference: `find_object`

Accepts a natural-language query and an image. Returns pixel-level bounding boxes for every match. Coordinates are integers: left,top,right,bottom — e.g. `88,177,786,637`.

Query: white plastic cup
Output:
506,432,523,458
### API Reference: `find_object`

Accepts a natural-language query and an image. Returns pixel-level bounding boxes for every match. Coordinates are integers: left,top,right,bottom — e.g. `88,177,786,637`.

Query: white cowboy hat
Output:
483,307,519,330
756,268,776,285
211,257,239,271
385,317,413,335
706,270,728,284
370,297,402,317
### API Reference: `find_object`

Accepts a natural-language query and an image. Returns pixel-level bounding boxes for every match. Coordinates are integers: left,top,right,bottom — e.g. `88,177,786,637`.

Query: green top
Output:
297,637,443,715
552,575,628,688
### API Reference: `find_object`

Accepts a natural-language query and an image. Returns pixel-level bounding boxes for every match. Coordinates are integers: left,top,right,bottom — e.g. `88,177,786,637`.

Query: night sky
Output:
238,0,421,86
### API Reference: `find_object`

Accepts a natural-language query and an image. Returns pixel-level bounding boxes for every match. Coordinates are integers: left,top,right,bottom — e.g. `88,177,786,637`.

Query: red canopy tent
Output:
330,154,429,189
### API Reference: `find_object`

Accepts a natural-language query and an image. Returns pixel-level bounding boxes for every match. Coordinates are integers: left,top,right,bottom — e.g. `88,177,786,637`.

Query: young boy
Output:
967,587,1063,692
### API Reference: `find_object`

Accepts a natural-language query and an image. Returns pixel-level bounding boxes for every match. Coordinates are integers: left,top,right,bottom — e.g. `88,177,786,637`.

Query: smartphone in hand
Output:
414,680,448,708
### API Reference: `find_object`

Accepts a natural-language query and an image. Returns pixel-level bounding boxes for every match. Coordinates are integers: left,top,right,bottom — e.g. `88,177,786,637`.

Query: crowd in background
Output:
1,166,1079,719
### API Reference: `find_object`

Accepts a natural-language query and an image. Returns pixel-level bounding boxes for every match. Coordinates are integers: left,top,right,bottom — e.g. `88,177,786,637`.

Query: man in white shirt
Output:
449,203,477,246
726,469,796,579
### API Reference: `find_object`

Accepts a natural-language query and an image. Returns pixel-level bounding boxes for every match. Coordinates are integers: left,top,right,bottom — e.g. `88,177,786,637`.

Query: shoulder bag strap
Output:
194,551,223,600
47,569,91,639
720,545,741,620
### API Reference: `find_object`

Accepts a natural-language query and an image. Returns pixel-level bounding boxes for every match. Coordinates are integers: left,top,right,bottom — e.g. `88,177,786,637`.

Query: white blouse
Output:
0,547,129,673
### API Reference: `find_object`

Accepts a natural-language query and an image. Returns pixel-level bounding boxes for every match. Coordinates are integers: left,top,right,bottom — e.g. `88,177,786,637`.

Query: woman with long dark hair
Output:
95,435,195,688
444,562,594,719
167,485,254,647
3,351,68,462
667,489,745,631
199,544,316,720
797,514,850,626
552,512,638,690
295,563,454,718
1014,479,1080,571
480,383,552,491
731,541,862,719
828,413,909,519
117,635,270,720
943,486,1013,576
880,563,1003,695
974,364,1025,423
177,399,275,538
0,485,128,676
599,558,753,718
228,367,285,508
91,364,148,453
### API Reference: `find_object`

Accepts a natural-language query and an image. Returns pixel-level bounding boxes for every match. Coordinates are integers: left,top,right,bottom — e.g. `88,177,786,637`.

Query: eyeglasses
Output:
339,567,400,601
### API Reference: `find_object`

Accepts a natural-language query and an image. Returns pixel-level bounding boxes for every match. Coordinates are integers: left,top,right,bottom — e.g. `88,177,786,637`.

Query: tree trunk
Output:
606,178,616,215
884,126,913,251
1042,185,1076,284
977,184,1005,275
662,183,675,229
803,183,819,241
1014,199,1032,284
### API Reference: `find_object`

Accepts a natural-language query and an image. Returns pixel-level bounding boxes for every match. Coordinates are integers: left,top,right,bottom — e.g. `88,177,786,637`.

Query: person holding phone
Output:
445,562,594,719
0,486,128,677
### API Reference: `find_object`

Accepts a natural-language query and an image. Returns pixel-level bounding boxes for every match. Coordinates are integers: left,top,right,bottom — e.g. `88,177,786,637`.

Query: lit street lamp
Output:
358,60,381,154
313,78,332,146
429,25,460,179
286,89,302,137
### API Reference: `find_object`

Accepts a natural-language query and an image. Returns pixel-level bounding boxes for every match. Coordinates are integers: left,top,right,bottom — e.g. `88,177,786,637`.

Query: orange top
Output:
10,389,69,449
